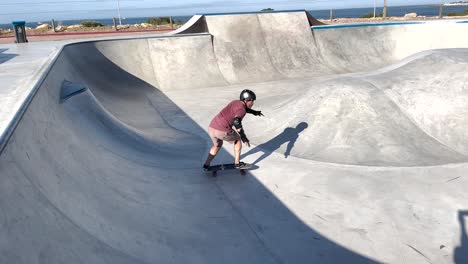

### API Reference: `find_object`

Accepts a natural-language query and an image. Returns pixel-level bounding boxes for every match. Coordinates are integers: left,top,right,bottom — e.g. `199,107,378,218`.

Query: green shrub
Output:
360,13,383,18
80,21,104,27
446,9,468,16
146,17,171,25
261,8,274,12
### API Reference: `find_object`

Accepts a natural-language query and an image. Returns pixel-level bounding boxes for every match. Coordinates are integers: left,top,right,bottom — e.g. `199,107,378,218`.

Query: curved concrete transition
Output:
1,10,468,264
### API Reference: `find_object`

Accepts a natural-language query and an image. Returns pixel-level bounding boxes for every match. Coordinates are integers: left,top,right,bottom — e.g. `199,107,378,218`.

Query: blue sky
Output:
0,0,447,23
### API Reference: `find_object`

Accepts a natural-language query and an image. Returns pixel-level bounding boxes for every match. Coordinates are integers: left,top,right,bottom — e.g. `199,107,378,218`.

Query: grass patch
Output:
360,13,383,18
446,9,468,16
80,21,104,27
146,17,172,25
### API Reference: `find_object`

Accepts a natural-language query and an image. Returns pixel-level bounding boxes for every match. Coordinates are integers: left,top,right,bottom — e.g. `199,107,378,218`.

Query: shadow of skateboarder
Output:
454,210,468,263
241,122,308,165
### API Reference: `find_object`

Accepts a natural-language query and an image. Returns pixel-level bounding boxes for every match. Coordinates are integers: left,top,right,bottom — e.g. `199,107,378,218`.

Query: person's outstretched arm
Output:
246,108,264,116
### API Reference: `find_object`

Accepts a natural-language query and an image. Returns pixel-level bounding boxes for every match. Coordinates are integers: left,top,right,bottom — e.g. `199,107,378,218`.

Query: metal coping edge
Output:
312,21,428,30
199,9,306,16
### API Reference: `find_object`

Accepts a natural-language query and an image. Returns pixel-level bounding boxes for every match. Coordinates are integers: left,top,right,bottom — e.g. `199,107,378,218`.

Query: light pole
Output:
383,0,387,18
373,0,376,18
116,0,122,25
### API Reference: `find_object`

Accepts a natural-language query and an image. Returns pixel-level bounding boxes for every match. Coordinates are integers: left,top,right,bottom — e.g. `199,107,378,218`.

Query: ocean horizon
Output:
1,4,467,29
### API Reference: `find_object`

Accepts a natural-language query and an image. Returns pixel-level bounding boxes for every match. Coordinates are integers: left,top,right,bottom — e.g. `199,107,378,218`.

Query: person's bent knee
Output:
215,139,223,148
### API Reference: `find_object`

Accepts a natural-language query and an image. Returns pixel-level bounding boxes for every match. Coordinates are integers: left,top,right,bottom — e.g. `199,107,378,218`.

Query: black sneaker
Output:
203,164,210,171
235,162,246,169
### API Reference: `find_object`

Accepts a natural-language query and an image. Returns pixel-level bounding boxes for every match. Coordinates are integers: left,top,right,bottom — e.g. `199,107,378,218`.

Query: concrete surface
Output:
0,10,468,264
0,29,173,44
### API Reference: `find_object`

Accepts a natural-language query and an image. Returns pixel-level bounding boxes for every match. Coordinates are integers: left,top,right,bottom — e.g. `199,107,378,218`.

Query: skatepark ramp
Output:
0,10,468,264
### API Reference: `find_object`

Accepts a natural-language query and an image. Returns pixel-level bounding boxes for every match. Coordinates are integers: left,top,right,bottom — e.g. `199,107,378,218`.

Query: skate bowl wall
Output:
0,25,379,264
312,21,468,73
83,12,468,91
0,10,468,264
62,13,468,166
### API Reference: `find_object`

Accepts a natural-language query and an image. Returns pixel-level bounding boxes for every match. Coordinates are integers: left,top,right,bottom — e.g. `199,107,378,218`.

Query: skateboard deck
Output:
205,163,252,177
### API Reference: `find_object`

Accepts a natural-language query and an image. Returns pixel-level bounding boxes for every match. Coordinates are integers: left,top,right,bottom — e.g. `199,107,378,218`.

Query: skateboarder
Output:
203,89,263,170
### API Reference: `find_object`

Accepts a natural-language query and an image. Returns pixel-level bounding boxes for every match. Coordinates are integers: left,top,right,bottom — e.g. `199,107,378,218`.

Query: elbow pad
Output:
232,117,243,129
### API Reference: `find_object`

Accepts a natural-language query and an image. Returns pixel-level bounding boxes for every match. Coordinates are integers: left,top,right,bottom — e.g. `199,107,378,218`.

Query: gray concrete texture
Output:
1,10,468,263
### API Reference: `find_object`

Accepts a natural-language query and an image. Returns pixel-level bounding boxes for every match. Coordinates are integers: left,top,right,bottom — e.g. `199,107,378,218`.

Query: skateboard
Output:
205,163,252,177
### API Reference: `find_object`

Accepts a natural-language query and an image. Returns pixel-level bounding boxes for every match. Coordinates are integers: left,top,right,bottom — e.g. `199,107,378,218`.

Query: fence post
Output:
170,16,173,29
51,19,57,32
113,17,118,31
330,9,333,21
439,4,443,18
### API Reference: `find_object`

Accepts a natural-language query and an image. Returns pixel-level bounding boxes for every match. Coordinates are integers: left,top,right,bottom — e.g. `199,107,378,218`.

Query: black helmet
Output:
240,89,256,101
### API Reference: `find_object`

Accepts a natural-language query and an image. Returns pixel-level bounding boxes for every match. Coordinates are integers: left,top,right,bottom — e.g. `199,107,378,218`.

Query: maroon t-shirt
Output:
209,100,246,132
